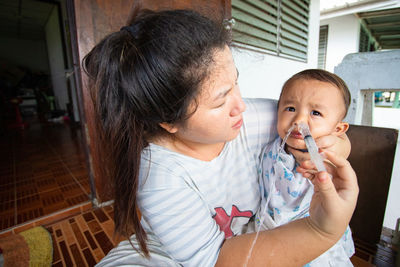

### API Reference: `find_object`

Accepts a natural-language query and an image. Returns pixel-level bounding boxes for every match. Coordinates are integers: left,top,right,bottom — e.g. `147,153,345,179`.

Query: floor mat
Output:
0,226,52,266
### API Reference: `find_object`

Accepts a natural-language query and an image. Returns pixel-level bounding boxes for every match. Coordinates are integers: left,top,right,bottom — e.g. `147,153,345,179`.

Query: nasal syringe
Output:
298,122,327,172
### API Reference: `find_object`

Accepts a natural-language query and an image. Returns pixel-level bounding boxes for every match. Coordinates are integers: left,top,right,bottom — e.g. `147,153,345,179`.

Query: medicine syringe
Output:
298,122,327,172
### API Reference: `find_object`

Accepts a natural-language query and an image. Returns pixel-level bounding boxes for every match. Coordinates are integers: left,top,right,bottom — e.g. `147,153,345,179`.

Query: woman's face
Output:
171,46,246,149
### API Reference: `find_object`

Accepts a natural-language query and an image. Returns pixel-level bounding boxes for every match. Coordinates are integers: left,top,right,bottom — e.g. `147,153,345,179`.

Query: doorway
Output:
0,0,92,231
374,90,400,129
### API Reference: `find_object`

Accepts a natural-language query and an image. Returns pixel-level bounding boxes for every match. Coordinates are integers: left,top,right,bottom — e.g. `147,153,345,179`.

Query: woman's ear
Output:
159,122,178,134
333,122,349,136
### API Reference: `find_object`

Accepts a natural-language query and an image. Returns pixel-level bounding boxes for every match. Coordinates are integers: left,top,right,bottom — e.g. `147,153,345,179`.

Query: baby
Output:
257,69,355,266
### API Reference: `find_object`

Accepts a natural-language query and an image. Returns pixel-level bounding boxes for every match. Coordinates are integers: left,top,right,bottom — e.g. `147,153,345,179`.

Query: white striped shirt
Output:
97,98,278,267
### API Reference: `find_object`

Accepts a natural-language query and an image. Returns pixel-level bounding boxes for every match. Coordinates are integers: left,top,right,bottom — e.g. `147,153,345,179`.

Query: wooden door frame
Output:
65,0,97,202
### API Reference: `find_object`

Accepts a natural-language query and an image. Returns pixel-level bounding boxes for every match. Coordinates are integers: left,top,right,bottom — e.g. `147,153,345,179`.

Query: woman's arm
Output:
216,150,358,266
217,218,336,266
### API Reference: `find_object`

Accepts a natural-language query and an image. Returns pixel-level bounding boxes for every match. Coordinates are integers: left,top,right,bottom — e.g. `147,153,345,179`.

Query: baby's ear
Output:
334,122,349,135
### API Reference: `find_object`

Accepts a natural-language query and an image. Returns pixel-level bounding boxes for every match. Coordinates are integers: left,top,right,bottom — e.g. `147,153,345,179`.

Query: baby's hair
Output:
279,69,351,118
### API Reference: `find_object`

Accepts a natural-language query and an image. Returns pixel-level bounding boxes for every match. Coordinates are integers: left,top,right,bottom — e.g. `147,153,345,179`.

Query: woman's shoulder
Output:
241,98,278,142
243,97,278,113
139,144,204,189
242,98,277,127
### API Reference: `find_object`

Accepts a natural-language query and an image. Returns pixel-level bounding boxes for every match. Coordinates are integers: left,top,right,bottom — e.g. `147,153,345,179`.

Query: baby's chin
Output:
283,138,307,152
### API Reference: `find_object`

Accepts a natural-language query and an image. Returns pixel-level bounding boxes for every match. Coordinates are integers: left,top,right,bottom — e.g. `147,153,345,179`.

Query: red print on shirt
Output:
213,205,253,239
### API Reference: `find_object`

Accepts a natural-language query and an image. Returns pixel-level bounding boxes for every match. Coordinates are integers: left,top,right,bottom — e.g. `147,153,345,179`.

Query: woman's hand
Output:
217,150,358,266
296,149,359,240
288,133,351,163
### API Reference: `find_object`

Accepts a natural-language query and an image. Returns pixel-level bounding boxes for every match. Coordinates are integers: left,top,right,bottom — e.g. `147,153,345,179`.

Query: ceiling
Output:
0,0,399,50
0,0,56,41
320,0,400,50
358,7,400,49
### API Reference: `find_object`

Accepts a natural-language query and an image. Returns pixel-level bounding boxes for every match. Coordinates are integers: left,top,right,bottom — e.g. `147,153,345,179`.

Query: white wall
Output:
320,14,360,72
0,37,49,72
335,50,400,230
233,0,320,100
45,6,69,112
374,108,400,231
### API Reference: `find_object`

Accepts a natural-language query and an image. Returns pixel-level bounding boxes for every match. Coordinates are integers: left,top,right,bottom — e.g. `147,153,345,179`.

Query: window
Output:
359,25,376,52
231,0,310,61
318,25,328,69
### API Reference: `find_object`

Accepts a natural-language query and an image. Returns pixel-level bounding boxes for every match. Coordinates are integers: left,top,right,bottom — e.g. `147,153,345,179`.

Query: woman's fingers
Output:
320,151,357,185
290,132,351,164
298,150,357,192
296,153,336,180
315,134,351,159
313,171,337,198
315,135,336,149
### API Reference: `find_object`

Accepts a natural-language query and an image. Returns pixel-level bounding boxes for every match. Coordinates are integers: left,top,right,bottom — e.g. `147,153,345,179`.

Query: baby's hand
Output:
288,133,351,163
316,134,351,159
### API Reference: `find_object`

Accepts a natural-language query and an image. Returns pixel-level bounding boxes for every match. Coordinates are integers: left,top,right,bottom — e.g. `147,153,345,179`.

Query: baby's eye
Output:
285,107,295,112
214,102,226,108
311,110,321,116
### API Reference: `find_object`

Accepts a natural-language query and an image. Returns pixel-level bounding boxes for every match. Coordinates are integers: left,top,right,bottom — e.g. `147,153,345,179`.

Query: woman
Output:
83,9,358,266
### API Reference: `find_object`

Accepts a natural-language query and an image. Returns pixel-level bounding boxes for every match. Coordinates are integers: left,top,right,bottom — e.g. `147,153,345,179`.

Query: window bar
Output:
276,0,282,56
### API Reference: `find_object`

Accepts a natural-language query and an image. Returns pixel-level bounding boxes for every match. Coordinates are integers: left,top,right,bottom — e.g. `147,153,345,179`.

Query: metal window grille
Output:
318,25,328,69
232,0,310,61
359,25,376,52
359,26,369,52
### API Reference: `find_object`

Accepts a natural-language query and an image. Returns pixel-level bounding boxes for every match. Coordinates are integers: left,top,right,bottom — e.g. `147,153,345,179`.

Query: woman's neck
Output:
151,136,225,162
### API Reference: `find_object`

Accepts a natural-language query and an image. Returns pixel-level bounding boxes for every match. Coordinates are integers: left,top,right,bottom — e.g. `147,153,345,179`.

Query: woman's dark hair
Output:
279,69,351,118
82,9,230,256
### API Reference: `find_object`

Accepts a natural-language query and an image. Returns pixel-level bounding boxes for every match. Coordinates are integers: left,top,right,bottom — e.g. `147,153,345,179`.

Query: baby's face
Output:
277,78,346,151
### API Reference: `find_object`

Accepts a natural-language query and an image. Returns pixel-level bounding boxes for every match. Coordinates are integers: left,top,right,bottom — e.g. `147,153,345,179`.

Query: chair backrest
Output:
347,124,398,245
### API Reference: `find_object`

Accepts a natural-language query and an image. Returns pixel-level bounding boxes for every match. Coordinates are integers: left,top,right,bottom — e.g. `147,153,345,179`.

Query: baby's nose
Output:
293,115,308,126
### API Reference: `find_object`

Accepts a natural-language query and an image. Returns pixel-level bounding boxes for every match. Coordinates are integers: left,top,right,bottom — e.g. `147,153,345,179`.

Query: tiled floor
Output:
0,200,397,266
47,205,124,266
46,205,398,266
0,118,91,232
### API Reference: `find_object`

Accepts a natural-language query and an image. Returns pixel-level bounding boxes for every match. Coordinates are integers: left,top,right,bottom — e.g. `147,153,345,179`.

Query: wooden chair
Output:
347,124,398,245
